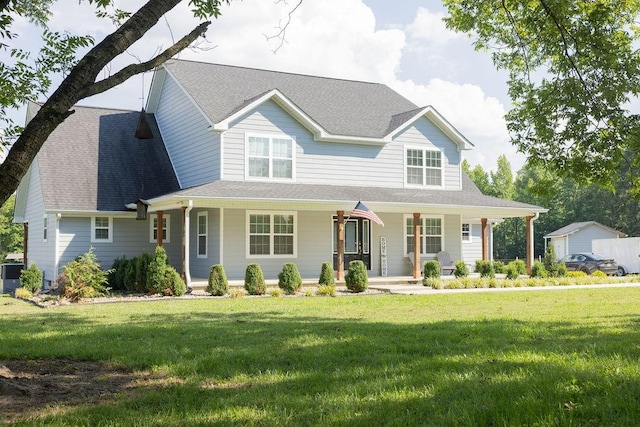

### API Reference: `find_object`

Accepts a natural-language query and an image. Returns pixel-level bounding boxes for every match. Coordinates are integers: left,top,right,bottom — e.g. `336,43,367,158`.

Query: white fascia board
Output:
144,66,166,114
47,210,138,218
388,106,474,151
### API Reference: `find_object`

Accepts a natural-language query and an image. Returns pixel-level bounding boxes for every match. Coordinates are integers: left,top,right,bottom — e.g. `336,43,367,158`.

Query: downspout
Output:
182,200,193,290
53,213,61,288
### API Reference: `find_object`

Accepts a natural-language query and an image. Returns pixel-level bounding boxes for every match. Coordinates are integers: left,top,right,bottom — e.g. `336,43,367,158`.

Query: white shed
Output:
544,221,626,259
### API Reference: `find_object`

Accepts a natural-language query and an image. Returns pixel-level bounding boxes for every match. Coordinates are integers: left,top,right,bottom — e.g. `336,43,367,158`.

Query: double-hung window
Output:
405,215,443,255
197,212,208,258
43,215,48,242
462,223,471,242
149,214,170,243
91,216,113,243
247,135,294,180
406,147,443,187
247,212,296,257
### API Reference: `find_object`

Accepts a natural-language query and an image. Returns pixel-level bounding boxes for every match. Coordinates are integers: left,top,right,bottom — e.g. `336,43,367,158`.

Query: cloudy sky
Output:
5,0,524,172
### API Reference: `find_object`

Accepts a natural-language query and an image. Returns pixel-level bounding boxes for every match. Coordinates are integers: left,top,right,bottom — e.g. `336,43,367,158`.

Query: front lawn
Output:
1,288,639,425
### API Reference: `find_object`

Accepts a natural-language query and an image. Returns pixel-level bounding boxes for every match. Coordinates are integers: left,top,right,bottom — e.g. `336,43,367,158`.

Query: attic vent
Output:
135,108,153,139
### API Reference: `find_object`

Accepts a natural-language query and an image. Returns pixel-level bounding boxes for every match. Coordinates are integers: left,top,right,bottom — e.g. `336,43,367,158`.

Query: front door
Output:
333,217,371,270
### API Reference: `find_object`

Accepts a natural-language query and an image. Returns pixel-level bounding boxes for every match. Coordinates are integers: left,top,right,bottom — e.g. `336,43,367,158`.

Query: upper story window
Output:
462,223,471,242
150,214,170,243
405,147,443,187
91,216,113,243
247,211,296,257
246,135,294,180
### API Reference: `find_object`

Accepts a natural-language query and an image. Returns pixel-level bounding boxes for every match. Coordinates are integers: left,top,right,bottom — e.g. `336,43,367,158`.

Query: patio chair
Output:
436,251,456,275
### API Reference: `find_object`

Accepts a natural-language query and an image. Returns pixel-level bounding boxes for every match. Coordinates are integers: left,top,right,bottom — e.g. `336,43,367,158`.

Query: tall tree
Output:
0,0,232,205
443,1,640,189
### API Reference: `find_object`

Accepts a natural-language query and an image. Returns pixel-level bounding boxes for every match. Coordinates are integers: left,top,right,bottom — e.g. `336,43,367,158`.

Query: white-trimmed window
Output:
404,215,443,255
405,147,443,187
149,214,170,243
197,212,208,258
462,223,471,242
247,211,296,257
91,216,113,243
43,215,48,242
246,135,294,180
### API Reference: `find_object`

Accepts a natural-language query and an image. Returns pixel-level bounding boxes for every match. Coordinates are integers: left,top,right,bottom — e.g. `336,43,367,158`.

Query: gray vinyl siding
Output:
155,75,221,188
567,225,621,255
221,208,334,280
23,162,55,283
222,101,462,189
462,222,483,265
189,208,221,279
58,213,182,272
393,118,462,189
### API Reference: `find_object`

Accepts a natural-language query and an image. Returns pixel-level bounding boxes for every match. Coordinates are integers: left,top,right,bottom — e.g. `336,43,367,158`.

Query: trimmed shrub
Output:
109,256,127,290
316,284,336,296
423,260,440,280
345,260,368,293
207,264,229,296
162,267,186,296
278,263,303,295
511,259,527,275
557,262,568,277
475,260,495,278
57,248,110,301
123,257,137,291
592,270,607,278
453,261,469,278
530,261,548,278
492,261,505,274
20,263,43,293
244,263,266,295
318,262,335,286
135,252,153,291
148,246,168,294
504,262,519,280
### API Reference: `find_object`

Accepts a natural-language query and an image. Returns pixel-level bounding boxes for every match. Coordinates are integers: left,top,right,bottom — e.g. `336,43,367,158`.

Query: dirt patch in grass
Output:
0,359,160,424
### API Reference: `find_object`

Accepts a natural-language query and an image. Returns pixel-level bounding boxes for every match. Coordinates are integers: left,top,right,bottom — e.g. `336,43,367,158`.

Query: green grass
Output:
2,288,640,426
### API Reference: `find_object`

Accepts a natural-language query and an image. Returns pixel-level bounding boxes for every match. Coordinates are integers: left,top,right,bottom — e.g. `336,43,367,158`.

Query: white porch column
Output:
526,213,539,274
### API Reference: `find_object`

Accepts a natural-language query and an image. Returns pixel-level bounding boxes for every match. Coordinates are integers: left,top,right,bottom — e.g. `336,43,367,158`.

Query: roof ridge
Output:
168,58,389,88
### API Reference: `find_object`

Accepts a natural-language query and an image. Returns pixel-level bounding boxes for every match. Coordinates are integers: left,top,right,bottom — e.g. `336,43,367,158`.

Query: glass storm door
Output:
333,217,371,270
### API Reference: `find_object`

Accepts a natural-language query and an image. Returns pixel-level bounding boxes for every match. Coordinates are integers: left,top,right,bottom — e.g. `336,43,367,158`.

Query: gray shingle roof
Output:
162,60,420,138
544,221,626,238
35,104,179,211
161,173,542,212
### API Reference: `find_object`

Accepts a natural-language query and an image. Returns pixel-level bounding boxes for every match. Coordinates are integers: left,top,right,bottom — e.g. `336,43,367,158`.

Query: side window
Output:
43,215,48,242
91,216,113,243
149,214,170,243
404,215,443,255
247,211,296,257
197,212,208,258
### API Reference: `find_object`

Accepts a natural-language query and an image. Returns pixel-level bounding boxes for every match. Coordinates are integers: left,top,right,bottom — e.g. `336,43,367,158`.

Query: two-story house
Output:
14,60,546,287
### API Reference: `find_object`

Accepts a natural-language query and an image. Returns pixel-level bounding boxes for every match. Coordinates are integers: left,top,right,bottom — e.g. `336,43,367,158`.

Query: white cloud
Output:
6,0,522,171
